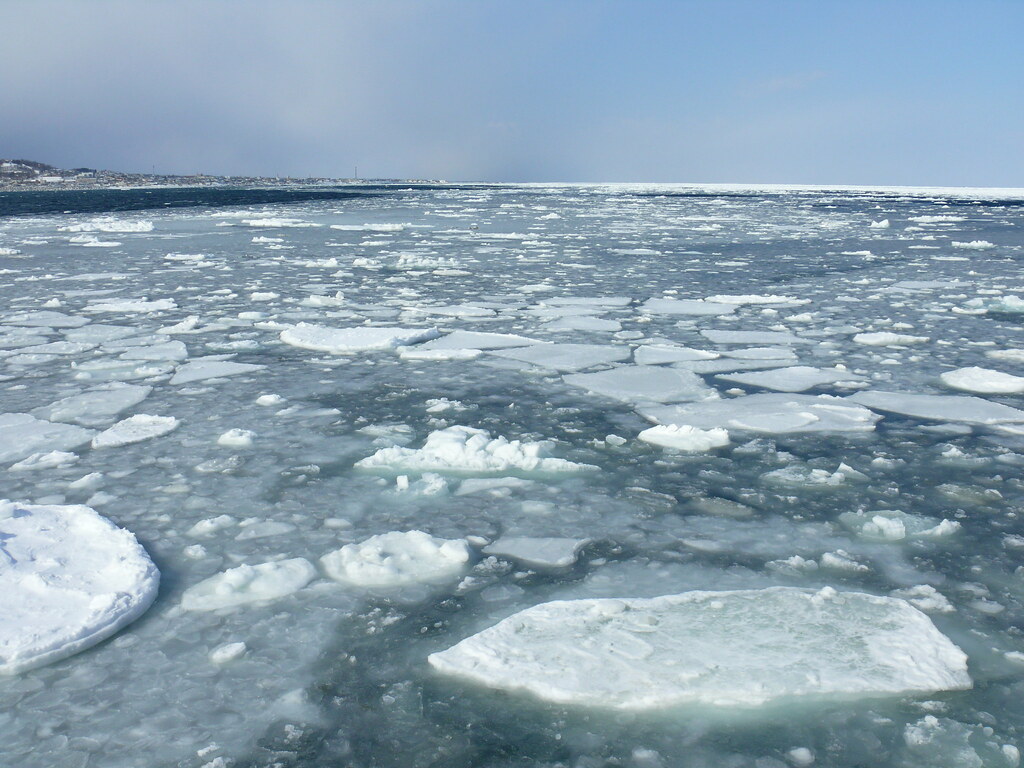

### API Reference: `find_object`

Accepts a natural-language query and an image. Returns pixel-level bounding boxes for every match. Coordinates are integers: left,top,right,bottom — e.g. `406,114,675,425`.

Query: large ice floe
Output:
0,413,94,463
0,501,159,674
279,323,441,353
429,587,970,710
642,394,881,434
848,391,1024,425
355,425,597,476
320,530,470,587
563,365,716,404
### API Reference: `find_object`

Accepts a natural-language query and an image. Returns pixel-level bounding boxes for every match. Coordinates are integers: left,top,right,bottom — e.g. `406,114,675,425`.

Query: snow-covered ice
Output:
91,414,179,448
0,501,158,674
940,366,1024,394
429,587,970,709
637,424,730,451
321,530,470,587
280,323,441,353
181,559,317,611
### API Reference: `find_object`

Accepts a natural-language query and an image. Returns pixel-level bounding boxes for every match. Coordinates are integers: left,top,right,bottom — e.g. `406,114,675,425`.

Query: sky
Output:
2,0,1022,185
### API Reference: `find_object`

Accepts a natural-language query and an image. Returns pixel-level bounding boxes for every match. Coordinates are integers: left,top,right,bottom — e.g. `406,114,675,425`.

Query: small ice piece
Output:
217,429,256,448
32,384,151,427
91,415,179,448
0,413,95,463
853,332,929,346
762,466,845,488
891,586,955,613
634,344,719,364
637,424,730,452
0,500,159,674
181,559,317,611
169,360,264,385
8,450,79,471
848,391,1024,425
455,477,535,496
187,515,237,537
717,366,865,393
428,587,971,709
414,330,547,351
701,330,811,345
84,298,177,313
704,294,803,305
951,240,995,249
563,366,715,404
839,509,960,541
488,343,631,372
209,642,247,664
640,298,738,316
482,537,590,569
787,747,815,767
869,219,890,228
279,323,441,353
642,394,880,434
320,530,470,587
355,426,597,477
255,394,285,406
940,367,1024,394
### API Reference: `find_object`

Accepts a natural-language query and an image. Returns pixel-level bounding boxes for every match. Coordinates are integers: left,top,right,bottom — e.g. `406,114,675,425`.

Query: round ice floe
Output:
320,530,470,588
354,425,598,477
637,424,730,452
0,501,159,674
940,367,1024,394
181,559,317,611
428,587,971,710
91,415,179,448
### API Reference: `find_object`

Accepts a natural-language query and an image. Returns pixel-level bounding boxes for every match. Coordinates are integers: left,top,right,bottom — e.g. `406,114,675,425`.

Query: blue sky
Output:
2,0,1022,185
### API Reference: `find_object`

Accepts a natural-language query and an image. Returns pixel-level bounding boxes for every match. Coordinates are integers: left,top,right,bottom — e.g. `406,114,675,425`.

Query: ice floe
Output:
169,359,264,385
482,537,590,569
0,414,94,463
717,366,865,393
280,323,441,353
643,394,881,434
91,414,179,448
355,425,597,476
940,367,1024,394
181,559,317,611
637,424,730,451
563,365,715,404
849,391,1024,425
429,587,970,709
320,530,470,587
0,501,159,674
488,343,631,372
839,510,960,541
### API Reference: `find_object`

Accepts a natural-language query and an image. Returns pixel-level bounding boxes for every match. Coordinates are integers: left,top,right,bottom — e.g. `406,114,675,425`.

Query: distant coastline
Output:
0,158,439,192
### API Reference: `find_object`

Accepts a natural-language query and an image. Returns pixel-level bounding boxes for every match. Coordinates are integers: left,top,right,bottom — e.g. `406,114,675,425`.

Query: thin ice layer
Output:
355,425,598,476
642,394,880,434
429,587,971,709
0,501,159,674
279,323,441,353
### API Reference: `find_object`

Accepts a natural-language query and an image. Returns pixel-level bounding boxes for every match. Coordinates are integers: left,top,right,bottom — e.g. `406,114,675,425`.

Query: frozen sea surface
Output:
2,182,1024,767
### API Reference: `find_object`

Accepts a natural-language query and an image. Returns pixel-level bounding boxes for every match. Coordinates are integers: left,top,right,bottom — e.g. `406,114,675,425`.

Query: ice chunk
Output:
642,394,880,434
848,391,1024,425
118,340,189,362
563,366,715,404
704,294,804,305
429,587,970,709
701,330,812,345
951,240,995,249
8,450,79,471
355,425,597,477
940,367,1024,394
0,501,159,674
280,323,441,353
853,332,930,346
637,424,730,451
717,366,865,393
217,428,256,448
4,310,89,328
0,414,94,463
169,360,264,385
320,530,470,587
91,415,179,448
640,298,737,316
839,510,960,541
32,384,151,427
634,344,719,364
414,330,547,351
84,298,177,313
488,343,631,372
482,537,590,568
181,559,317,611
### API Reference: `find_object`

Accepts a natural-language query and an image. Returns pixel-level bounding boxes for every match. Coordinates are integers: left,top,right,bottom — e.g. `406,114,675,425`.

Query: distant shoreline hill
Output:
0,159,434,191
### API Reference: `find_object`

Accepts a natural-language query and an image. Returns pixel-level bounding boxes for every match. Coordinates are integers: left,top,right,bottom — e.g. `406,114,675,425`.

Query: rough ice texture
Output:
563,366,715,404
356,426,597,477
642,394,881,434
487,343,631,372
940,367,1024,394
0,501,159,674
0,413,94,463
848,391,1024,425
637,424,730,451
279,323,441,353
428,587,971,710
482,537,590,569
181,559,317,611
91,415,179,448
717,366,865,393
321,530,470,587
